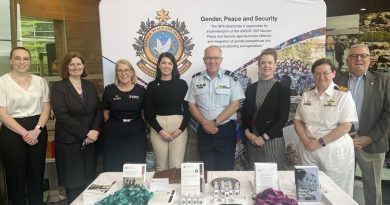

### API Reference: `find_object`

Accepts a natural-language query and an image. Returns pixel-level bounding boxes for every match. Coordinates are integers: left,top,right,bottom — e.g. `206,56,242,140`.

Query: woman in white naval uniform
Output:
294,58,358,196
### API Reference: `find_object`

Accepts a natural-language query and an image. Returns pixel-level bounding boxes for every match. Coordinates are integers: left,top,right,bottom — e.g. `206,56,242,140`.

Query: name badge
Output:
129,95,140,100
196,83,206,89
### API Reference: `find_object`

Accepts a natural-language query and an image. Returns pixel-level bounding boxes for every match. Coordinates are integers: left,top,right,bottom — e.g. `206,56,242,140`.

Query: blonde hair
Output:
115,59,137,84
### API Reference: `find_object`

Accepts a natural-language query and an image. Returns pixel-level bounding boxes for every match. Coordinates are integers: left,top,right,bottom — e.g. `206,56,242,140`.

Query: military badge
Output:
113,95,121,100
133,9,194,78
324,98,336,107
334,85,349,92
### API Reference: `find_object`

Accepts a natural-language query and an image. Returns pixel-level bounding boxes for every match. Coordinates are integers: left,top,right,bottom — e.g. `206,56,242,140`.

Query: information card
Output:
254,162,278,194
181,162,205,195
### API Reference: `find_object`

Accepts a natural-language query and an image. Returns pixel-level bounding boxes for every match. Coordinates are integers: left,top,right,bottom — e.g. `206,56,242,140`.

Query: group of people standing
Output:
0,44,388,205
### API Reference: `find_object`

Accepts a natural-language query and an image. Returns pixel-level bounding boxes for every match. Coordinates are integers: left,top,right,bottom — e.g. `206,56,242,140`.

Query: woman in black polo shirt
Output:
102,59,147,171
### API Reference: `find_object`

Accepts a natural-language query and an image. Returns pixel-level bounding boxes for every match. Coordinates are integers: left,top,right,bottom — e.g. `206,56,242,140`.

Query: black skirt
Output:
102,118,147,171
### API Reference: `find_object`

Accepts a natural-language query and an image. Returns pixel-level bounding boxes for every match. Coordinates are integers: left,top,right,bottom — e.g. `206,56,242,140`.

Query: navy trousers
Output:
197,120,236,171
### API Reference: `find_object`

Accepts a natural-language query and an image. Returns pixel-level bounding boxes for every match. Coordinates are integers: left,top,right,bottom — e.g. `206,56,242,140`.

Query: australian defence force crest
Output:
133,9,194,78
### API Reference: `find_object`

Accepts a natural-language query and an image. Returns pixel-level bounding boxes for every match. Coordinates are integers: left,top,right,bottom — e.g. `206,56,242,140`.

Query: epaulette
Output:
192,72,202,78
304,87,315,92
334,85,349,92
105,83,115,89
135,83,145,90
224,70,238,81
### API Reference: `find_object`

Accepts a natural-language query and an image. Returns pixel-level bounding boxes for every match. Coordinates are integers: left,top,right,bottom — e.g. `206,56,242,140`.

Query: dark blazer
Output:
242,81,291,139
334,71,390,153
51,79,102,144
51,79,103,188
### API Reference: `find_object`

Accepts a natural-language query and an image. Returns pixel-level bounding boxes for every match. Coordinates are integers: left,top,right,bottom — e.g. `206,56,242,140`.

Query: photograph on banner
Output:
359,11,390,73
326,15,360,72
326,12,390,73
359,11,390,32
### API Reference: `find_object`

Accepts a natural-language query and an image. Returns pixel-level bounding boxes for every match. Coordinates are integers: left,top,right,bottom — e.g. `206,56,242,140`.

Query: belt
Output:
111,117,139,123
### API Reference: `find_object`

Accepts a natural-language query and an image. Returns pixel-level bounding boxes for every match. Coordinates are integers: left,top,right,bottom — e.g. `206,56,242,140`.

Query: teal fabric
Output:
96,185,153,205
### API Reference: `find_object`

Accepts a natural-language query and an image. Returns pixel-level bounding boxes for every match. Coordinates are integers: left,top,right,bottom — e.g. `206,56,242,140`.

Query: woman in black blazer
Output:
242,48,290,170
51,52,102,203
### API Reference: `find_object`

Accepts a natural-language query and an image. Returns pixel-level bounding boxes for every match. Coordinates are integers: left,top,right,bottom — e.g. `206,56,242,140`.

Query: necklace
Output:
69,78,82,94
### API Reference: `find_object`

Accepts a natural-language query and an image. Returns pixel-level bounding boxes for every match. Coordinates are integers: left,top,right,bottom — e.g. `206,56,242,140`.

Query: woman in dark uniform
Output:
0,47,50,205
102,59,147,171
51,52,102,203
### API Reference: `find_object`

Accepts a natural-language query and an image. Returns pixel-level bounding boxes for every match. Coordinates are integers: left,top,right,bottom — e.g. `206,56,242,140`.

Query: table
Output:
71,171,358,205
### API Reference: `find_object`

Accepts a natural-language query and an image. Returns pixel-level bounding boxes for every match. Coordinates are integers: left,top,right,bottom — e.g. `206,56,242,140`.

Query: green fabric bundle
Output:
95,185,153,205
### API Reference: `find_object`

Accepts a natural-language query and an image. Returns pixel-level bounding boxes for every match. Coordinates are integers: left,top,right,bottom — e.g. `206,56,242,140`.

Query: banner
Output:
99,0,326,86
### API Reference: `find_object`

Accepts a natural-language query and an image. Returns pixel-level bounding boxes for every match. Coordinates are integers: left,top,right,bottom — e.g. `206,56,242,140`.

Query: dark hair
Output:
156,52,180,80
59,51,88,79
10,47,31,58
296,169,307,181
258,48,277,64
311,58,336,73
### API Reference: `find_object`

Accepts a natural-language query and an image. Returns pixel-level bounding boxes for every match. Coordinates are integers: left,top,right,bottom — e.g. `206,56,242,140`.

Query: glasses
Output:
314,71,333,77
117,69,131,74
348,54,370,59
12,57,30,62
204,56,222,61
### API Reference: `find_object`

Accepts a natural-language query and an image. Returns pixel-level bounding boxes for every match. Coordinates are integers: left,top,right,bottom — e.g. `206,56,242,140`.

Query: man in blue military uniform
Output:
185,45,245,171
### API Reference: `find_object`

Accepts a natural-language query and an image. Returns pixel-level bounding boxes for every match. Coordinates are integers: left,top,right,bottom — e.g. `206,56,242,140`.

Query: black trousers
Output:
197,120,236,171
0,115,47,205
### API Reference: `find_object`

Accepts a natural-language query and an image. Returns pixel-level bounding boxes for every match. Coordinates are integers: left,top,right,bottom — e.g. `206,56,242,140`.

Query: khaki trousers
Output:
356,148,385,205
150,115,188,171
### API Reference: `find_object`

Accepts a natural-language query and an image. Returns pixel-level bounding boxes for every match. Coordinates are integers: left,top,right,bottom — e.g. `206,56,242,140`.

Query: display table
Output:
71,171,358,205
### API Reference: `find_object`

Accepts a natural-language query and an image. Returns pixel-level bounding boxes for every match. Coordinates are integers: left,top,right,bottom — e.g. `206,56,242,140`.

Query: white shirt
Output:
295,81,358,139
0,73,50,118
185,68,244,121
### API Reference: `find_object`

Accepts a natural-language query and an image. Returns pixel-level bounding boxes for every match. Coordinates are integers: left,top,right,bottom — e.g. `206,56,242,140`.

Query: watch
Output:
318,138,326,147
35,125,43,131
213,119,221,126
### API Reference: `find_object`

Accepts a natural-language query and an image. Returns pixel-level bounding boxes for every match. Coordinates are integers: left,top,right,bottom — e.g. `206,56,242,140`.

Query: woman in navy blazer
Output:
51,52,102,203
242,48,290,170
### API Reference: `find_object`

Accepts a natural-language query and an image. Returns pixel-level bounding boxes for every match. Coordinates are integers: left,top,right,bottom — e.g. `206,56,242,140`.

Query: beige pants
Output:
150,115,188,171
355,149,385,205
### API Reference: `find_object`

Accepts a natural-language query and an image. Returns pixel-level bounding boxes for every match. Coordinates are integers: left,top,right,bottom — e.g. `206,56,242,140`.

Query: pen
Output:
168,190,175,203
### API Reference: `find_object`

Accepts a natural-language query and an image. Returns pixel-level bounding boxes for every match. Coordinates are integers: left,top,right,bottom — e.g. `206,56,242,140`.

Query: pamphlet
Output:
181,162,205,195
83,180,116,203
254,163,278,194
123,163,146,188
295,165,321,201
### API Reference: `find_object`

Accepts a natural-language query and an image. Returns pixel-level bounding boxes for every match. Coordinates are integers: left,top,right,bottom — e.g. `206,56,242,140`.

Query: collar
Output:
315,81,336,97
349,71,367,80
205,68,223,80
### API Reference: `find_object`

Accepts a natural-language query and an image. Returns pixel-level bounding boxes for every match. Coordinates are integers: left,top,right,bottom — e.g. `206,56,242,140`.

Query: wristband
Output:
213,119,221,126
35,125,43,131
318,138,326,147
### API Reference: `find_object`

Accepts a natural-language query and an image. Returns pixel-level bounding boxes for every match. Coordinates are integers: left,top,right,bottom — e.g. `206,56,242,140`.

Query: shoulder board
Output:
304,87,315,92
104,83,115,89
334,85,349,92
224,70,238,81
192,72,202,78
